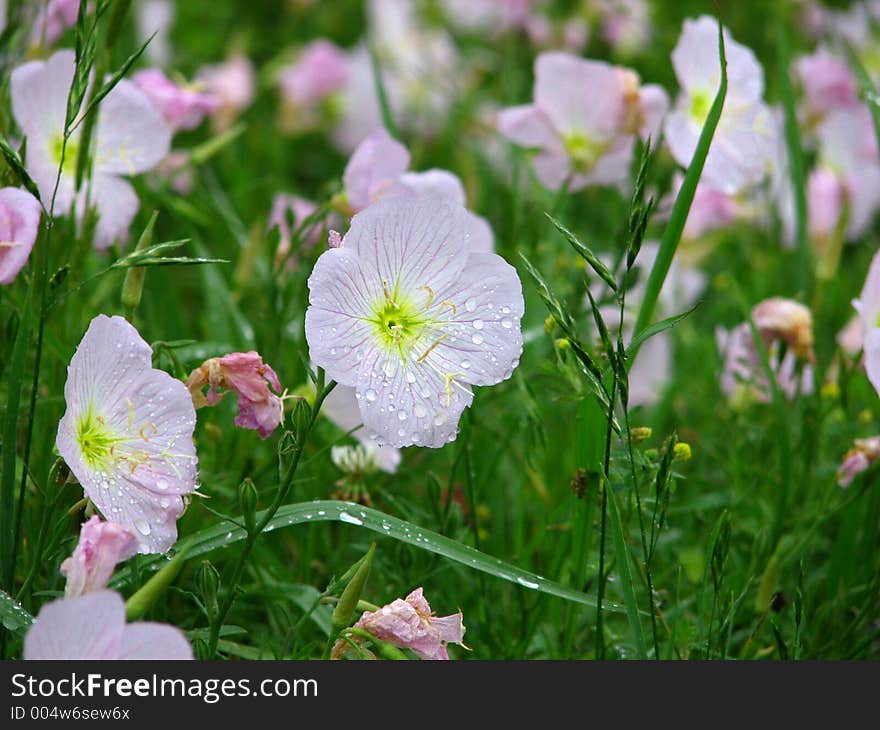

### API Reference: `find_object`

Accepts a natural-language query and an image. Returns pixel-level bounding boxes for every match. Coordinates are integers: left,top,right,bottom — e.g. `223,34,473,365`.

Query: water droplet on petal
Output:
133,518,151,536
465,297,477,312
413,404,427,418
473,319,484,330
365,389,378,402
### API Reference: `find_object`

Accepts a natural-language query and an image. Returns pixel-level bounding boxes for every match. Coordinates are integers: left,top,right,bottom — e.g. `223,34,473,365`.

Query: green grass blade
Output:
0,292,33,592
113,500,625,612
545,214,617,291
605,483,648,658
776,9,811,297
631,18,728,359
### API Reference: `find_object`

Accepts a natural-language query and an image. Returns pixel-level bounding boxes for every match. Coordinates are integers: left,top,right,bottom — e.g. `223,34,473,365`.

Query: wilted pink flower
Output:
0,187,41,285
60,516,138,599
354,587,465,660
56,315,198,554
853,250,880,395
717,304,815,406
794,47,858,123
665,16,774,194
197,53,255,131
133,69,220,133
837,436,880,487
752,297,815,362
341,128,494,251
306,196,523,448
11,50,171,249
29,0,79,48
24,590,192,659
186,351,284,439
321,384,402,473
497,52,660,191
279,40,348,108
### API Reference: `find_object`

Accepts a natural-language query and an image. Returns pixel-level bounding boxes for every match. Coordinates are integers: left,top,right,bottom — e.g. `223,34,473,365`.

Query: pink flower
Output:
29,0,79,48
24,590,192,659
837,436,880,487
136,0,174,67
133,69,220,133
684,182,740,239
807,167,844,240
355,587,465,660
56,315,199,554
155,151,194,196
279,40,348,108
441,0,532,33
854,250,880,396
11,50,171,249
341,128,494,251
664,16,774,194
0,187,42,285
794,47,859,122
269,193,322,266
598,0,652,55
196,54,255,131
186,352,284,439
60,516,138,599
497,52,656,191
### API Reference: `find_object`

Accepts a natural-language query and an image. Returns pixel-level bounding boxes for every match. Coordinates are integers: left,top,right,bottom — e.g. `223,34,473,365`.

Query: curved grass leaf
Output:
0,588,34,635
113,500,624,613
631,19,727,359
545,214,617,291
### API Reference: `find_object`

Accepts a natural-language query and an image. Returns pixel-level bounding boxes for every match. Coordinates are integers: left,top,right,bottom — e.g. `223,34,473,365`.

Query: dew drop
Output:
501,317,513,329
133,518,151,536
365,389,378,402
473,319,484,330
461,359,471,369
397,410,407,421
472,333,484,345
413,404,427,418
433,413,447,426
516,577,540,590
465,297,477,312
339,511,364,526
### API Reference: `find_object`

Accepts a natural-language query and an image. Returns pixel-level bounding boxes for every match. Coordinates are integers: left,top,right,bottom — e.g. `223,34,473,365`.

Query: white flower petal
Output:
24,591,125,660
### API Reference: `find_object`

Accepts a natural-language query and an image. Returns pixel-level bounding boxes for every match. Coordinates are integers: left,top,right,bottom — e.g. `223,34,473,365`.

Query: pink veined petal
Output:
496,104,559,150
466,212,494,253
854,250,880,328
427,252,524,387
85,174,140,250
355,346,474,448
305,247,384,387
24,591,126,660
343,196,470,299
0,187,42,285
394,169,466,205
431,612,466,645
321,384,402,473
534,52,624,139
117,622,193,659
342,127,410,211
864,328,880,399
95,79,171,176
60,516,138,599
10,50,74,143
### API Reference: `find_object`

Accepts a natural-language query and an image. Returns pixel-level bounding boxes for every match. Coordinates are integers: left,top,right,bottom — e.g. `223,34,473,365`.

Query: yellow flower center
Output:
562,132,607,174
50,134,78,177
689,89,712,126
75,405,121,469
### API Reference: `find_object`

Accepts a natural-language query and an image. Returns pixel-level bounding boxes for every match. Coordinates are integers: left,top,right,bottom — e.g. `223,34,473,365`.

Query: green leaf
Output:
624,302,701,357
631,18,727,360
112,500,625,613
545,214,617,291
369,46,397,137
0,588,34,635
